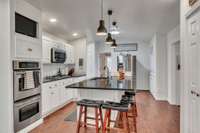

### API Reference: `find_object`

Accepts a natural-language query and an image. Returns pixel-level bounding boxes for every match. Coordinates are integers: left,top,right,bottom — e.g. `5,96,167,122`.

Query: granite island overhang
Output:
65,76,136,91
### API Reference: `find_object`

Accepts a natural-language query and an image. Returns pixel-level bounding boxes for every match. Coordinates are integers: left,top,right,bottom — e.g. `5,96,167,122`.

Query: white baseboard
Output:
168,98,180,105
151,91,167,101
17,119,43,133
42,99,74,118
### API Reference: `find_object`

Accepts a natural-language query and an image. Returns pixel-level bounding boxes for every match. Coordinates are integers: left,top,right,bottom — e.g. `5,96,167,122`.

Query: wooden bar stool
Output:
121,95,137,133
124,91,138,116
102,101,130,133
76,99,104,133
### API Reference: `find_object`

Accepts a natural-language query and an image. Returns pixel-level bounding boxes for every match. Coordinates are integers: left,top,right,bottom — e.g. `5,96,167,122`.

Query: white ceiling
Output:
25,0,179,43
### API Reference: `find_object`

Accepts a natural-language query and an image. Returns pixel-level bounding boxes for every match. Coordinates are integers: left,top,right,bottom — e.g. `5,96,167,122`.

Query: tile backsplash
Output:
42,64,68,78
42,64,76,78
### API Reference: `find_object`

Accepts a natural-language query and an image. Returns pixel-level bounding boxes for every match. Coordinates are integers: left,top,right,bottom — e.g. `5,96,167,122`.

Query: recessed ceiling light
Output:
72,33,78,37
49,18,57,23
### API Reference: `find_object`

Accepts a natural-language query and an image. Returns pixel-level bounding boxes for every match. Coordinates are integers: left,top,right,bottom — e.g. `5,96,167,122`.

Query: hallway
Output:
30,91,180,133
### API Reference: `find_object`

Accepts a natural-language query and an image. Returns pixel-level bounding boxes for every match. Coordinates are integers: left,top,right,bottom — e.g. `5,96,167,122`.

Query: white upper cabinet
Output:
13,0,42,60
15,34,42,60
42,39,53,63
42,33,74,64
65,44,75,64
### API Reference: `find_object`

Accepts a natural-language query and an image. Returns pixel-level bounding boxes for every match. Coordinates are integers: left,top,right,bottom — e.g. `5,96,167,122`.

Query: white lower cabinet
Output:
42,83,60,116
42,77,86,117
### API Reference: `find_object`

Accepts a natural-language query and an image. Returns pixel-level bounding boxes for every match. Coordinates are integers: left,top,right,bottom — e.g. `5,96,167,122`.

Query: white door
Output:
175,43,181,105
187,12,200,133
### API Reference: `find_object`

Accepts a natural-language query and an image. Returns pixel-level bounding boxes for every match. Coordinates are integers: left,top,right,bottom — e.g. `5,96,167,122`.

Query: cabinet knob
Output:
191,90,195,94
197,93,200,97
27,48,32,52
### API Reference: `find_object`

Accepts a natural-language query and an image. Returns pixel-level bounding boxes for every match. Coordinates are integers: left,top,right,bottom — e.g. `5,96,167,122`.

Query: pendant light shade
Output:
111,39,117,48
96,20,107,36
96,0,107,36
111,21,120,35
106,33,113,44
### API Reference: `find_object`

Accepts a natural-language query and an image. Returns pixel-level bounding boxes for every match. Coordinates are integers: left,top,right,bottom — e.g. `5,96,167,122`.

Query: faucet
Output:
57,68,62,76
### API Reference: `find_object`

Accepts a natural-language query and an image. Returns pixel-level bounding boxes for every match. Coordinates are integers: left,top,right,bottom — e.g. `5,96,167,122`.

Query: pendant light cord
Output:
108,13,110,33
101,0,103,19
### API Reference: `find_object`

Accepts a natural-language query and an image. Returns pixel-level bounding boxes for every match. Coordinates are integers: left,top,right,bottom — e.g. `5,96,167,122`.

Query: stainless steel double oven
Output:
13,61,41,132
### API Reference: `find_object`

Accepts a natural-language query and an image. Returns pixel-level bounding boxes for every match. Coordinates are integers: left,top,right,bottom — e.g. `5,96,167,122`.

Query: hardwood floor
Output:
30,91,180,133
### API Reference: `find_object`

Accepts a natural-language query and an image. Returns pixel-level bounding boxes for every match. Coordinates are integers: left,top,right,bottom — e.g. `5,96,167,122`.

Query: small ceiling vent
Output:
114,43,138,52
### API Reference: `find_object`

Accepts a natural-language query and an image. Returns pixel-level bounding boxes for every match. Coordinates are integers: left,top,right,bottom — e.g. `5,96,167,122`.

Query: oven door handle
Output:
14,96,40,108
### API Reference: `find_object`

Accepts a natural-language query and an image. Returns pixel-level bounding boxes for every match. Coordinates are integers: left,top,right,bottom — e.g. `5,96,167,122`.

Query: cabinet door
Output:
70,46,75,63
42,39,52,63
51,87,60,109
60,85,70,104
187,13,200,133
65,45,70,64
64,88,71,101
65,45,74,64
42,84,52,115
15,35,42,59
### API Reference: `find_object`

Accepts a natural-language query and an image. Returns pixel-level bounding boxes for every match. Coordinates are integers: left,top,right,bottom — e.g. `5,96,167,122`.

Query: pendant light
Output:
96,0,107,36
105,10,113,44
111,39,117,48
111,21,120,35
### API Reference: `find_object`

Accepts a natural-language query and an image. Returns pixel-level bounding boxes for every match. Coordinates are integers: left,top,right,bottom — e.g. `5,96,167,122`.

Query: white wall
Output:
70,38,87,74
149,35,157,94
150,34,168,100
167,26,180,105
95,42,151,90
0,0,14,132
86,41,96,78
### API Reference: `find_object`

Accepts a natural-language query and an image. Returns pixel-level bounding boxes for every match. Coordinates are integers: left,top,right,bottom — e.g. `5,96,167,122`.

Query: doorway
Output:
169,41,181,105
99,53,111,77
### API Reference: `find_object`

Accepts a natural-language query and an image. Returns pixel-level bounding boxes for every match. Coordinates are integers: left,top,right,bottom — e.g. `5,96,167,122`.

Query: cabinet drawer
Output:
15,34,42,59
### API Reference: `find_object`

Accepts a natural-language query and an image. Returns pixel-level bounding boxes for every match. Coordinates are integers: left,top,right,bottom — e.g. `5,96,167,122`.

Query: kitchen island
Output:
66,76,136,91
66,76,136,123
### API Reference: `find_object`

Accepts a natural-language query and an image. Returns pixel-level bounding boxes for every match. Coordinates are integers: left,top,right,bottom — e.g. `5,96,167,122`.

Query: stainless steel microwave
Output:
51,48,66,63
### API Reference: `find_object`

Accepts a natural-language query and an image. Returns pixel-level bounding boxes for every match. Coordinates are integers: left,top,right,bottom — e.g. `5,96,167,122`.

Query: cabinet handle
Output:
27,48,32,52
197,93,200,97
191,90,195,94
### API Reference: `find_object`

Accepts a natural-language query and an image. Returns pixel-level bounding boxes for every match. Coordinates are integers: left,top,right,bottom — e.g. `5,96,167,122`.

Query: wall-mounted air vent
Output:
114,43,138,52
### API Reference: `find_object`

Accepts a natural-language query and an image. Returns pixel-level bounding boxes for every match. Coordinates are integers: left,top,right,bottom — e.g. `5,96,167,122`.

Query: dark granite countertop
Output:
43,74,86,83
66,76,136,91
